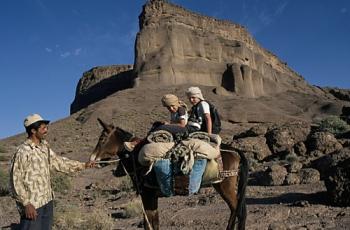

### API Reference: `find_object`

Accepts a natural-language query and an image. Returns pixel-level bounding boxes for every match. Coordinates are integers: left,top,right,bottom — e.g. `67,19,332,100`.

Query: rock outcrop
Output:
70,65,134,114
134,0,323,98
322,87,350,102
70,0,346,120
324,158,350,206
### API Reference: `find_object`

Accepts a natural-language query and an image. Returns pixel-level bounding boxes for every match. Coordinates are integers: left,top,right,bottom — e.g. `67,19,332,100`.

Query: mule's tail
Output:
236,150,248,230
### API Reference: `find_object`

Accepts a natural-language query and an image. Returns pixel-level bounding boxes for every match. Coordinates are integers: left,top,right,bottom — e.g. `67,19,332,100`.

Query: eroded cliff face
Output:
70,65,134,114
134,0,321,97
70,0,331,114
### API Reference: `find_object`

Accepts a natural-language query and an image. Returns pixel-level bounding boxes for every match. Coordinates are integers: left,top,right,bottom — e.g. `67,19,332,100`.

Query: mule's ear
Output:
97,118,113,132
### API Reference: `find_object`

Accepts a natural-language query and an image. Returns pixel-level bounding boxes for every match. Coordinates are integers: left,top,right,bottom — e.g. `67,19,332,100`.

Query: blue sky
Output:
0,0,349,139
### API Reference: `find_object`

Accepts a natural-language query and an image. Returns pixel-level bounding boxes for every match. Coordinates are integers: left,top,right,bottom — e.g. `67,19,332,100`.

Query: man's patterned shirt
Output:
10,138,85,209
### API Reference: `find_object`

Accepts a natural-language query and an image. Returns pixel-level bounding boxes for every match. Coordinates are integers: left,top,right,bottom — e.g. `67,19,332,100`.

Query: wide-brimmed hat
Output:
24,114,50,128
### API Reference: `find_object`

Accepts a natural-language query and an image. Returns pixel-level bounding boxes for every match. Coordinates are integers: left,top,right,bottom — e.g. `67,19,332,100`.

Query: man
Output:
185,86,213,134
9,114,95,230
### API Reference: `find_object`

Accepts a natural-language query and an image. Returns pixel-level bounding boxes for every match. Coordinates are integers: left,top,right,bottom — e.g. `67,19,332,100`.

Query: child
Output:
124,94,188,151
185,87,213,134
161,94,188,127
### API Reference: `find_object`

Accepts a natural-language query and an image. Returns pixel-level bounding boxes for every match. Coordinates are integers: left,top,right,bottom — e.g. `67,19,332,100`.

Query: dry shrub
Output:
0,146,7,153
0,155,9,161
0,168,10,196
54,203,113,230
52,172,72,194
318,115,350,135
123,198,143,218
117,176,134,192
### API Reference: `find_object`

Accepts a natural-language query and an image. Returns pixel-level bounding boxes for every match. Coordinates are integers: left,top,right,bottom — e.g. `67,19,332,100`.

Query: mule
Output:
90,118,248,230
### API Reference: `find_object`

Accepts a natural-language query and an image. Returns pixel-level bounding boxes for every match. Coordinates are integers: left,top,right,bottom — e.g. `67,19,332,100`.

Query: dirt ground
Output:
1,162,349,230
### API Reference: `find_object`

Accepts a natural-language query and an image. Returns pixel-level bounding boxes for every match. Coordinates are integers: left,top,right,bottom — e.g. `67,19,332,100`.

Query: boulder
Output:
284,173,301,185
265,122,311,155
293,142,307,156
231,136,271,161
286,162,303,173
298,168,320,184
311,147,350,179
324,158,350,206
306,131,343,155
261,164,288,186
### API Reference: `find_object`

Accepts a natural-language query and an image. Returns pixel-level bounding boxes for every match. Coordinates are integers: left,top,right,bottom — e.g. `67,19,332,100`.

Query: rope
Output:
120,158,154,230
95,159,120,164
220,148,236,153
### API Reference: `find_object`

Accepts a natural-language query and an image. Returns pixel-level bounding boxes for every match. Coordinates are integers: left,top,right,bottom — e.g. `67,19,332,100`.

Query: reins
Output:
220,148,237,153
95,159,120,164
102,143,153,230
120,152,154,230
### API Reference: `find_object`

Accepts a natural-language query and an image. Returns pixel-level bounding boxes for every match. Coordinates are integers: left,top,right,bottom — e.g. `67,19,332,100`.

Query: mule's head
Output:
90,118,133,162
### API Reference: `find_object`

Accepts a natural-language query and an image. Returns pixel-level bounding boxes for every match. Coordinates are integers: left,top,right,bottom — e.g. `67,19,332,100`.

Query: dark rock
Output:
231,136,271,160
261,164,288,186
338,138,350,147
284,173,301,185
337,131,350,139
292,200,311,207
323,87,350,102
294,142,307,156
324,158,350,206
310,147,350,179
299,168,320,184
286,162,303,173
306,131,342,155
266,122,311,155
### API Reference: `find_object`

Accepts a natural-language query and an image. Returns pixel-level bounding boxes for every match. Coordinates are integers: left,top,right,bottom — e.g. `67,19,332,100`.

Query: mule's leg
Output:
213,177,239,229
141,187,159,230
213,152,240,230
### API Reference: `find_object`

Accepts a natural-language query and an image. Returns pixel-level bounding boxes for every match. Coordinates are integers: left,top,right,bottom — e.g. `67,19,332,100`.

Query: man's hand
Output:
85,161,96,169
25,204,37,220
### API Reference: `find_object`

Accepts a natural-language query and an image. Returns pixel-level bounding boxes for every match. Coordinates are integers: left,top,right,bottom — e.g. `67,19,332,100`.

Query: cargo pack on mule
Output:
90,118,248,230
138,130,222,196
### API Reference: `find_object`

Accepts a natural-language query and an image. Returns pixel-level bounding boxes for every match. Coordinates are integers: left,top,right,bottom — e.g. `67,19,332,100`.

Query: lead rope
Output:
120,155,154,230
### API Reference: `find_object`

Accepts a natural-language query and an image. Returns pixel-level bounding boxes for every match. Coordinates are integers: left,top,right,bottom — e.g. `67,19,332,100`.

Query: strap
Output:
219,169,238,178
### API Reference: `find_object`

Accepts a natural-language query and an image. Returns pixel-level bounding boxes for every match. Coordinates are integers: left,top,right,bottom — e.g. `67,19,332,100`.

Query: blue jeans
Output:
19,201,53,230
153,159,174,197
153,159,207,196
189,159,207,194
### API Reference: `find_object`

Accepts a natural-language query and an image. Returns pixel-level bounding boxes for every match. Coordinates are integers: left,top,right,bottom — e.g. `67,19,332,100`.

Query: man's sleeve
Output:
10,150,31,206
49,149,85,173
